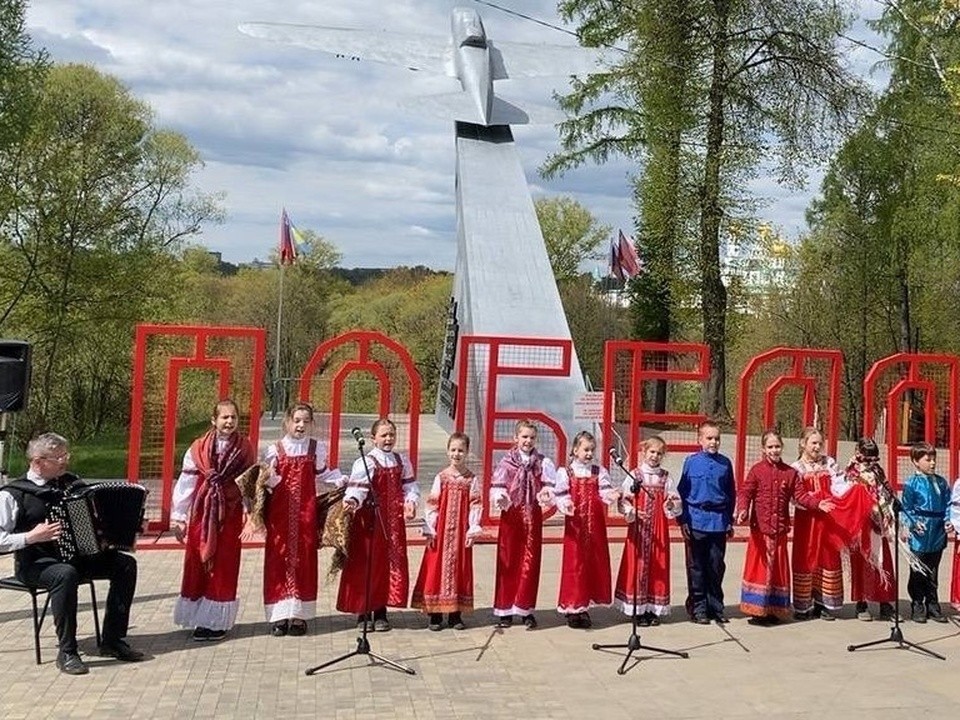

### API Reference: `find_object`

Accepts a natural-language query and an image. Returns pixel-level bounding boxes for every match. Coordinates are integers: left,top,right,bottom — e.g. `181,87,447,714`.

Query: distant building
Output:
240,258,274,271
721,225,794,298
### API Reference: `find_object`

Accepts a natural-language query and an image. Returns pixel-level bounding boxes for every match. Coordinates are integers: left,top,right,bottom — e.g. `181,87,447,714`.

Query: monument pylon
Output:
240,7,602,447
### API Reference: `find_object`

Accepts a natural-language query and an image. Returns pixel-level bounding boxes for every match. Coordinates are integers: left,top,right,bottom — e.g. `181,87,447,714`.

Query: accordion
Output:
48,483,147,561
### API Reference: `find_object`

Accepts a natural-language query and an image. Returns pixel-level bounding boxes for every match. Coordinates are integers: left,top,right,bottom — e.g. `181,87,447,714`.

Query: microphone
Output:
351,427,365,444
610,446,644,497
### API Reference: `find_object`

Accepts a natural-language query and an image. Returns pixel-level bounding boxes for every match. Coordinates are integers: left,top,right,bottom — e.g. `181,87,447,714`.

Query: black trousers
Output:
907,548,943,607
688,530,727,618
17,551,137,654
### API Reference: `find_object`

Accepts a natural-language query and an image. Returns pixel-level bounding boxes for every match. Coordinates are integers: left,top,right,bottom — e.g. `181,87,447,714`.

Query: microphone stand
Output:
305,433,416,676
592,450,689,673
846,469,945,660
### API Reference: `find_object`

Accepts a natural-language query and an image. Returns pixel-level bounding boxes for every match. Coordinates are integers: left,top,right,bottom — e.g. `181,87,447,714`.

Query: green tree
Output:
550,0,866,422
775,0,960,437
0,0,47,228
326,270,452,413
0,63,220,436
558,276,631,389
534,195,609,281
179,232,346,413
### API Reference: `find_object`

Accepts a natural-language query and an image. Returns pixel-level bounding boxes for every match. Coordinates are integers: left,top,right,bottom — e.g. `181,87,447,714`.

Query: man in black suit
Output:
0,433,143,674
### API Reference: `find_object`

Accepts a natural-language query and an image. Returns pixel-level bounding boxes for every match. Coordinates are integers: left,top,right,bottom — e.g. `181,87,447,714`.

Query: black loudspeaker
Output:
0,340,31,412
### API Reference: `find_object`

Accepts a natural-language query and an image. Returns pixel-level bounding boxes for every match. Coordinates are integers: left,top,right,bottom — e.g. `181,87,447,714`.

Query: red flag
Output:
609,239,624,280
278,208,297,266
618,229,642,278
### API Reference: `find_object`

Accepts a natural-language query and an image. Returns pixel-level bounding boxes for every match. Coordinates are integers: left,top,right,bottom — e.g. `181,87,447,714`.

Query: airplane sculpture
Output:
239,7,601,126
241,7,598,451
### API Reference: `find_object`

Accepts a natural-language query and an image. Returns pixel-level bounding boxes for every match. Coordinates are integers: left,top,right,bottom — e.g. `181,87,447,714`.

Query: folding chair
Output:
0,575,101,664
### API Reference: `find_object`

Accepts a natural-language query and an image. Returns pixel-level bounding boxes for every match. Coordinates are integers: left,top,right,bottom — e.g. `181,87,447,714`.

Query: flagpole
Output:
273,261,285,418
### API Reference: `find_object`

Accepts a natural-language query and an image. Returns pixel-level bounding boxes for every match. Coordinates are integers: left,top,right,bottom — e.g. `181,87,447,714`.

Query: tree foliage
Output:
534,195,609,281
0,63,220,437
550,0,867,423
0,0,47,207
763,0,960,438
326,269,452,412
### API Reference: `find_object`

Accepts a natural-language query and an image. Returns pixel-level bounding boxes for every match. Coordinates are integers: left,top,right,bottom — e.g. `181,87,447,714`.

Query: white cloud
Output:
26,0,888,266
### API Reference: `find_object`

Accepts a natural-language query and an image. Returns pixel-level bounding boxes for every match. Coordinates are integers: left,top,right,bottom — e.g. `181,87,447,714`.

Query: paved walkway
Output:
2,540,960,719
3,416,960,718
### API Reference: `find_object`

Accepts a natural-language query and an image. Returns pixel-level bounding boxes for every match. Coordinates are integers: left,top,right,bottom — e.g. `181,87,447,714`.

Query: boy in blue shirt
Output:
900,442,951,623
678,421,736,624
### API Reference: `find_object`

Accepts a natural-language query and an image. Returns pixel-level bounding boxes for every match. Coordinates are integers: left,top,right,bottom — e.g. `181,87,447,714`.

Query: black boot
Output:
912,602,927,623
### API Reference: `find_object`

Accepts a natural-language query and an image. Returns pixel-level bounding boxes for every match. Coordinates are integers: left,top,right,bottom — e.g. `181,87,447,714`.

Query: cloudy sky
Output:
25,1,888,269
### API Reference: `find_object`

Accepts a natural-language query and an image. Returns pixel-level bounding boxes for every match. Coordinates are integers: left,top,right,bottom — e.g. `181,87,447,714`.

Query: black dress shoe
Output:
288,620,307,636
522,614,538,630
192,627,211,641
878,603,896,621
448,612,466,630
271,621,289,637
495,616,513,628
714,613,729,624
56,651,90,675
99,639,145,662
692,614,711,625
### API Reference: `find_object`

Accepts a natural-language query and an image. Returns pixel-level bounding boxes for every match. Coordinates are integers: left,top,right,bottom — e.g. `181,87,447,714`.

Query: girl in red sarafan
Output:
790,427,846,621
410,432,482,631
736,430,834,626
614,436,681,627
554,430,619,629
837,438,898,622
260,402,343,637
337,418,418,632
172,398,257,641
490,419,557,630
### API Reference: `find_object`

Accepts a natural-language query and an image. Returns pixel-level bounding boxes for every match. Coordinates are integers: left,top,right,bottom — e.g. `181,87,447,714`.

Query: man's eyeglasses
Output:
40,453,70,463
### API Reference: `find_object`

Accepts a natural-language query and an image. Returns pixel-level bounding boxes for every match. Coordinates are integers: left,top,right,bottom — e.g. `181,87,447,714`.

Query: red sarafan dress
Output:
837,458,896,604
262,437,342,622
336,448,418,613
737,458,820,619
490,448,557,617
555,460,615,614
410,469,482,614
790,456,845,613
173,430,256,631
614,463,679,617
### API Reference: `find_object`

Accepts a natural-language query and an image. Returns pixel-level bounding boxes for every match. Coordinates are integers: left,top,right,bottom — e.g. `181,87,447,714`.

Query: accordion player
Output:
45,482,147,561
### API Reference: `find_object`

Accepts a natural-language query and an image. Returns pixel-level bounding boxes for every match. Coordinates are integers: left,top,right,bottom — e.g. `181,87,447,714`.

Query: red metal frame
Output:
601,341,710,463
735,347,844,484
127,324,266,530
453,335,572,527
298,330,422,472
863,353,960,487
